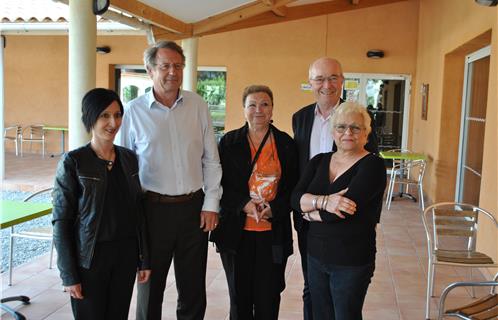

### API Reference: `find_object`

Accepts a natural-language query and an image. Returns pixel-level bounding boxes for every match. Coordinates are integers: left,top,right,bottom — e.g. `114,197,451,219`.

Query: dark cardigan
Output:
210,123,298,263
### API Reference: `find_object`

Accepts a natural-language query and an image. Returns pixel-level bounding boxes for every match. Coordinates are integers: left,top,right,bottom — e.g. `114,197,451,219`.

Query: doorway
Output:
343,73,411,152
455,46,490,205
113,65,226,139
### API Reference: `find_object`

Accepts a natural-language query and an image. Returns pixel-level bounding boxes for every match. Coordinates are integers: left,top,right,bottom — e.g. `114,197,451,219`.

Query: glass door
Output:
455,46,490,204
343,73,411,152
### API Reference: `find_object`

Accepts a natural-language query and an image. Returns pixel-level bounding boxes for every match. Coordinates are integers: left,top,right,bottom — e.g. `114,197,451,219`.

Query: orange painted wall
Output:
4,36,68,153
3,35,148,153
198,0,419,134
413,0,497,261
4,0,419,152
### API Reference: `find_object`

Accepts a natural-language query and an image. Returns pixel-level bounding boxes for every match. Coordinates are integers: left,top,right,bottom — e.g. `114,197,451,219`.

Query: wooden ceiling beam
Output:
196,0,407,37
149,25,186,41
260,0,287,16
193,0,296,35
110,0,192,35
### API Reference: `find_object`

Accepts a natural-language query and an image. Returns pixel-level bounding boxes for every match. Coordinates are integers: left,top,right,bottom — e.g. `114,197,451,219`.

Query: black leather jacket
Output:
52,144,149,286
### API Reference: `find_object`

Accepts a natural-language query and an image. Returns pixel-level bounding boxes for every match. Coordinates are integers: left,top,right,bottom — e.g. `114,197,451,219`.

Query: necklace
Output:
248,133,275,160
94,148,115,170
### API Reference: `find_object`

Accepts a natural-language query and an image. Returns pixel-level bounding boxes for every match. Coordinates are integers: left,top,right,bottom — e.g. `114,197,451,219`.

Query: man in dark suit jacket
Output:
292,57,378,320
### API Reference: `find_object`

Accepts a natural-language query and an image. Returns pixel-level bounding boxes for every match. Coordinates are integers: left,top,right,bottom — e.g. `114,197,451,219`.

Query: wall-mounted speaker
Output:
366,50,384,59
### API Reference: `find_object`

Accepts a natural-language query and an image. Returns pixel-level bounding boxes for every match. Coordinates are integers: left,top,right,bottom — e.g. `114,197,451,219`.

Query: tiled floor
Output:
1,152,493,319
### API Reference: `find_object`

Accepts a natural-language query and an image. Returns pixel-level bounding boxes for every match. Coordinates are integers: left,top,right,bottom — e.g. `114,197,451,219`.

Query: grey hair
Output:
143,41,185,71
330,101,372,135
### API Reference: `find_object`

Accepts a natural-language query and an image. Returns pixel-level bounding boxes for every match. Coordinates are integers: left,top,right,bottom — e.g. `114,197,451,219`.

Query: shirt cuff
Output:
202,197,220,213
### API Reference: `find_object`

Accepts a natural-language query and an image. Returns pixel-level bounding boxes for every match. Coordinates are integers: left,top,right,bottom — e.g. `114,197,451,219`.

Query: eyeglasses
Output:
334,124,365,134
309,75,342,85
155,63,185,71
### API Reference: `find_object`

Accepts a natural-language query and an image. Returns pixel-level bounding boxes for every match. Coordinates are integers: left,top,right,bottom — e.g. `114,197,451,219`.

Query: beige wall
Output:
413,0,497,261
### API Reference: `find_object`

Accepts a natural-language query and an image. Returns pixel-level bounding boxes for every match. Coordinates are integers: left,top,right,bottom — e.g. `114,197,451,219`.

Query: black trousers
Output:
233,231,286,320
297,225,313,320
220,251,238,320
71,238,138,320
136,192,207,320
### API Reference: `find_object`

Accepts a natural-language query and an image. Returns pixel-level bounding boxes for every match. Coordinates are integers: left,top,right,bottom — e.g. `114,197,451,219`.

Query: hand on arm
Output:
200,211,219,232
299,188,356,220
322,188,356,219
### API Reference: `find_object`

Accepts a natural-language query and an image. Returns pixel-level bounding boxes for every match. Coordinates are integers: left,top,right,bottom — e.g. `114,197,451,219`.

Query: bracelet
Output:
312,196,319,210
322,195,329,211
320,195,326,210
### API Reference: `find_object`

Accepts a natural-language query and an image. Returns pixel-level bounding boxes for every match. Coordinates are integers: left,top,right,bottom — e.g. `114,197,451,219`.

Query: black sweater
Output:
291,152,386,266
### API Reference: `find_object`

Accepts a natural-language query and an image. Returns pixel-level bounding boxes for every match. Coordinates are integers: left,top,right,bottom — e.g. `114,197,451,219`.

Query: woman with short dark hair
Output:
52,88,151,319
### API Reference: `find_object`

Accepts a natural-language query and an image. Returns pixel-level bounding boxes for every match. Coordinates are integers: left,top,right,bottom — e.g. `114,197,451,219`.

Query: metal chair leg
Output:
470,269,476,298
49,241,55,269
419,184,425,211
386,173,396,210
9,227,14,286
426,262,434,319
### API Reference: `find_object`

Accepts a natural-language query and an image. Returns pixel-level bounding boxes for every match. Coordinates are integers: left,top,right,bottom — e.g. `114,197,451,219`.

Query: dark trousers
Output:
71,239,138,320
307,255,375,320
233,231,286,320
136,193,207,320
220,251,238,320
297,226,313,320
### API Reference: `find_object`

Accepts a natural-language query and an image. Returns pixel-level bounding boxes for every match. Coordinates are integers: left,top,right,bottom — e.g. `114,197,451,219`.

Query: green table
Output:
0,200,52,229
0,200,52,320
43,126,68,156
380,151,427,202
379,151,427,161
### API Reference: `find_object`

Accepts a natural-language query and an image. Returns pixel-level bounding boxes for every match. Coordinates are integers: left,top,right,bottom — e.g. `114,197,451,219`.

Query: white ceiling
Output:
138,0,332,23
140,0,255,23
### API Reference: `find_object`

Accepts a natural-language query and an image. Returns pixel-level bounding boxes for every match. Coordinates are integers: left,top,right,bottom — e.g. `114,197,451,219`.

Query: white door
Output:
455,46,491,204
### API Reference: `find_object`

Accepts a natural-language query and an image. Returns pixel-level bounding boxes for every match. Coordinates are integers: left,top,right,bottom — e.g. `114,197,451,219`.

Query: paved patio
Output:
1,151,493,319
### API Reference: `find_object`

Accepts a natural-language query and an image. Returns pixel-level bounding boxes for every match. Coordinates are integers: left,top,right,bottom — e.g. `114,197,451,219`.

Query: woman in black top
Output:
291,101,386,320
52,88,151,320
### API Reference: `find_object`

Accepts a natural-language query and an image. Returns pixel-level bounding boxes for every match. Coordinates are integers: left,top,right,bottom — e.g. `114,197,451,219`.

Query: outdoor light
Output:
96,46,111,54
475,0,498,6
366,50,385,59
93,0,110,15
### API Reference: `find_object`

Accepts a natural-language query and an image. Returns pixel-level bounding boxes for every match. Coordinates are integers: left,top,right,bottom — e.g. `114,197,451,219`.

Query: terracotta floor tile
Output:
2,154,494,319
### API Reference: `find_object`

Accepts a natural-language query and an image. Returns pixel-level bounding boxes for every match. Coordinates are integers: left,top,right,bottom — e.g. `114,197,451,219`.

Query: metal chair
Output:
422,202,498,319
385,159,426,210
20,124,45,157
8,188,54,286
438,273,498,319
4,125,22,156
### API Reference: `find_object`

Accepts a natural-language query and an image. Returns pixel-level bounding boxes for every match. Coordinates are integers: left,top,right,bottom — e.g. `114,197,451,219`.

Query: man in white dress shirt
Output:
116,40,222,320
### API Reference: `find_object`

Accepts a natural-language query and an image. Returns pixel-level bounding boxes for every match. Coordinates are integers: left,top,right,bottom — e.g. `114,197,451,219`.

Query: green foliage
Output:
123,85,139,103
197,76,226,106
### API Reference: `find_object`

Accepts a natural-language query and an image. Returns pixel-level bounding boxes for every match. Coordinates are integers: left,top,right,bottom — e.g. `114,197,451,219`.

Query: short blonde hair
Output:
330,101,372,135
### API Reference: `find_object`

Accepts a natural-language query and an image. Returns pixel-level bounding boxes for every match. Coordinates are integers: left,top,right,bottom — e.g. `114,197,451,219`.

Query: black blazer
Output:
291,101,379,231
210,123,298,263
